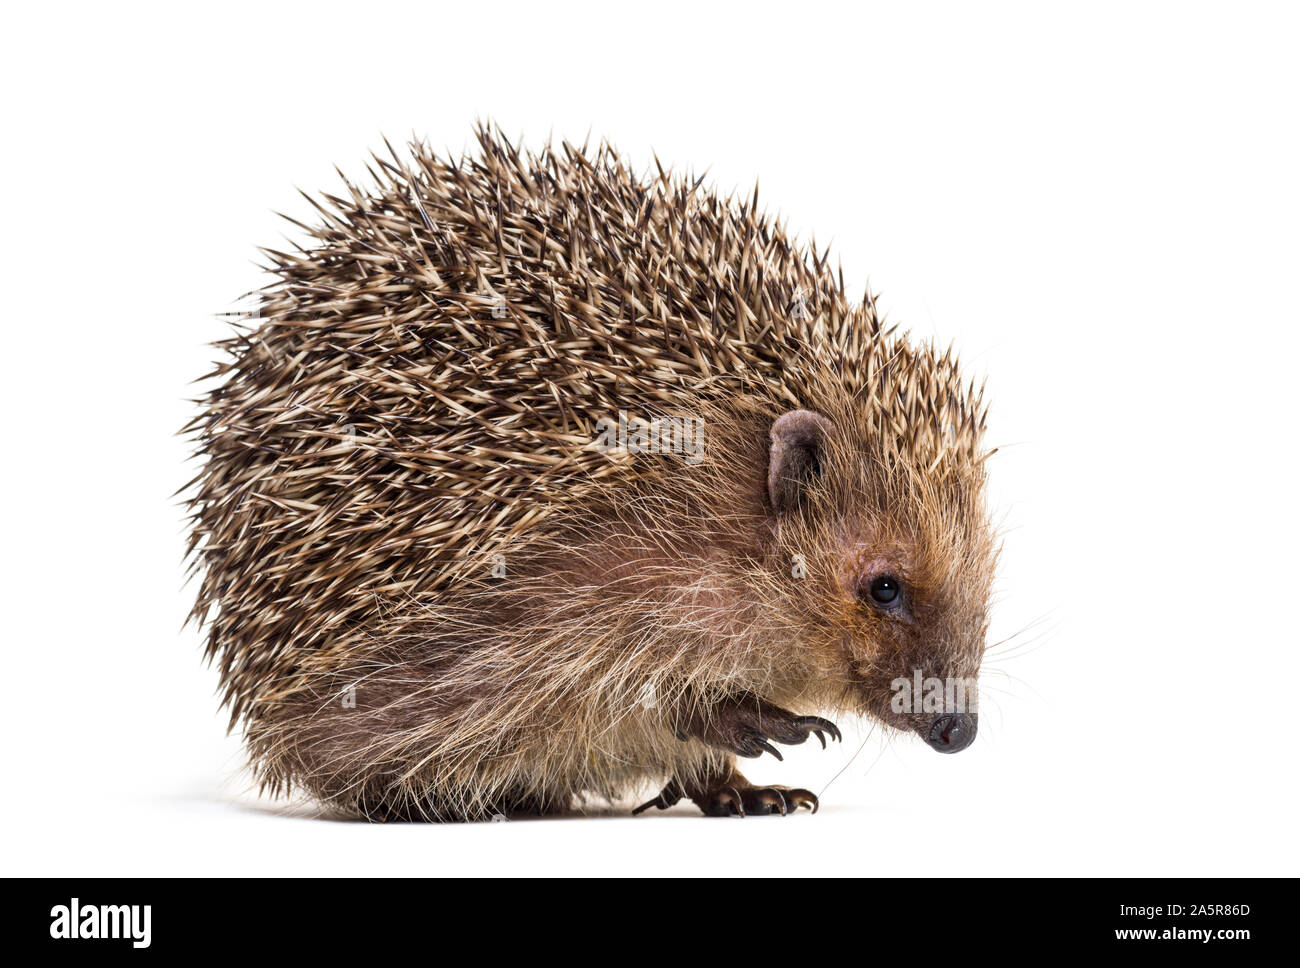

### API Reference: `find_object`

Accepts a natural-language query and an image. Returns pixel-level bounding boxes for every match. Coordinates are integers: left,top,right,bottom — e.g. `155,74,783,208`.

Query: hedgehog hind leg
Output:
633,761,819,818
689,773,819,817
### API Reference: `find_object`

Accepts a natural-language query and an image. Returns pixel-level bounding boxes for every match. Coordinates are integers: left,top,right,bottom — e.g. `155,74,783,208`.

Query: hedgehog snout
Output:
922,712,977,754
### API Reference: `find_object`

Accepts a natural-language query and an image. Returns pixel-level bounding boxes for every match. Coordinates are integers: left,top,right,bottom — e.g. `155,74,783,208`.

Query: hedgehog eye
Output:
865,575,902,608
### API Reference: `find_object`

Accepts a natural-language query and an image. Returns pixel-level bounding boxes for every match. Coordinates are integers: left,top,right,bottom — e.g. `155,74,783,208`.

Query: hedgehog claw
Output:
722,788,745,818
689,786,746,817
791,716,842,745
786,789,820,813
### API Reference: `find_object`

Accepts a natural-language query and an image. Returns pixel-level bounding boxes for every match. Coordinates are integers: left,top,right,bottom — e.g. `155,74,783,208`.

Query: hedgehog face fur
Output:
761,406,995,750
188,124,998,820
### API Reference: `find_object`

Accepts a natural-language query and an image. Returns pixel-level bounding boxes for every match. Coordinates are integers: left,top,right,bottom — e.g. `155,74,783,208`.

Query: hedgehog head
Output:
763,351,996,753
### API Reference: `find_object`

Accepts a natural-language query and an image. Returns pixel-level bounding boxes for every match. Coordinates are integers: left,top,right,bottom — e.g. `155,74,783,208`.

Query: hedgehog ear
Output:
767,409,834,513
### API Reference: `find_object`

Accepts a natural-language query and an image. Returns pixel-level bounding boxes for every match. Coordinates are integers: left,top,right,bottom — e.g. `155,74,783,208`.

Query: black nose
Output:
924,713,977,753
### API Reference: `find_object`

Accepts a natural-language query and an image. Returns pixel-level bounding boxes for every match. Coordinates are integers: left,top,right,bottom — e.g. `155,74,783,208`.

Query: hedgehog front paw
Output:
675,693,841,760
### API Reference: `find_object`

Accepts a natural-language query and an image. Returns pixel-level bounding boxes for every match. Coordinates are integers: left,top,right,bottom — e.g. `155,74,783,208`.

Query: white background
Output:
3,1,1297,876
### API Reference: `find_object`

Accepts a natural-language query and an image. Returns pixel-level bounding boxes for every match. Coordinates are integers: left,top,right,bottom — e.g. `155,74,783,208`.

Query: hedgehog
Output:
185,124,996,821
